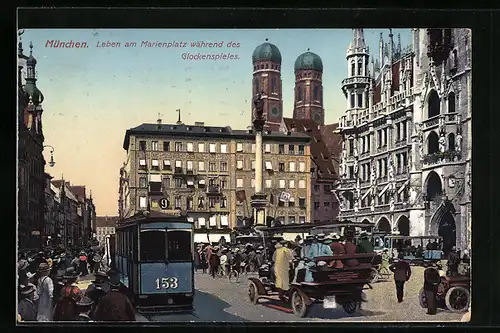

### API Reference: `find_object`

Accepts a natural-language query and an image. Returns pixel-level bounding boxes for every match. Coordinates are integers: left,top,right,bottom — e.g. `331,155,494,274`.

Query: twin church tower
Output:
251,39,325,131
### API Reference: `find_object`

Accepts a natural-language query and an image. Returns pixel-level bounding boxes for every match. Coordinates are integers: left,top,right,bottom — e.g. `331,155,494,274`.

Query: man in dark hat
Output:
93,278,136,321
59,267,83,302
357,231,374,253
18,284,38,321
90,251,102,274
423,267,441,315
389,253,412,303
107,270,135,304
85,272,110,316
76,296,94,321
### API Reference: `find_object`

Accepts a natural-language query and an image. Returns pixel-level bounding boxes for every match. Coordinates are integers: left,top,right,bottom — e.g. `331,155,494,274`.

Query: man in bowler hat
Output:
389,253,412,302
423,267,441,314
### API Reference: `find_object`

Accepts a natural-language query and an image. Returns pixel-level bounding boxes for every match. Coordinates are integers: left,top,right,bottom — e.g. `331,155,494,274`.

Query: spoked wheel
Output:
228,270,239,283
291,290,308,317
248,282,259,304
245,263,255,274
419,287,427,308
342,301,358,314
379,267,391,281
445,287,470,313
369,268,379,284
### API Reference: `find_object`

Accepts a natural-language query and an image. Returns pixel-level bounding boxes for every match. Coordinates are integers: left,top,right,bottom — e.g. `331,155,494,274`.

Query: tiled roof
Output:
320,123,342,174
96,216,118,228
282,118,338,180
123,123,310,150
69,185,86,203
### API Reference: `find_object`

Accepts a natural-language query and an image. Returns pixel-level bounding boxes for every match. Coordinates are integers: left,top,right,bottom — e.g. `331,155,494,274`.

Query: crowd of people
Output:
17,246,136,322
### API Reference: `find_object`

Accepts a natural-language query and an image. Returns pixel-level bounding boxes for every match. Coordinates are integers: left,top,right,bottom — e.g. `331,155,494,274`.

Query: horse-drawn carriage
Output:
248,253,375,317
419,273,471,313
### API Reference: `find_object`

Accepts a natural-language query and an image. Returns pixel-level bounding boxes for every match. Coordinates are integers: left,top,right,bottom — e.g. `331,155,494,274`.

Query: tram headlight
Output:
167,298,174,305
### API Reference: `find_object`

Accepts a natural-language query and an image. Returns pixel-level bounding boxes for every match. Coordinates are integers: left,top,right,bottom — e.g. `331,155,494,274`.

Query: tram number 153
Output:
155,277,179,290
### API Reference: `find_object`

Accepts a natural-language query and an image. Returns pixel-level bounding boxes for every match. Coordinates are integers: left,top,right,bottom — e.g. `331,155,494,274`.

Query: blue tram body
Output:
112,211,195,313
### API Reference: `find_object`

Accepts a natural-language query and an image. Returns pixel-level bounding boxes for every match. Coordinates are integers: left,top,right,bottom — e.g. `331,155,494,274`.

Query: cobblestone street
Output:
139,267,465,322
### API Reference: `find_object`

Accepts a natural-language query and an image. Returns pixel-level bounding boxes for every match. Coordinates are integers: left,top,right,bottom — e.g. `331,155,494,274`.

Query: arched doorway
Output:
448,133,455,151
448,92,456,113
360,219,372,232
438,211,456,256
397,216,410,236
427,131,439,154
426,171,443,202
428,90,440,118
376,217,391,233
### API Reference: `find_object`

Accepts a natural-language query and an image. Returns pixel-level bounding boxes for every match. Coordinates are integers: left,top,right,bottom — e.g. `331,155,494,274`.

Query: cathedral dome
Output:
294,51,323,72
252,41,282,64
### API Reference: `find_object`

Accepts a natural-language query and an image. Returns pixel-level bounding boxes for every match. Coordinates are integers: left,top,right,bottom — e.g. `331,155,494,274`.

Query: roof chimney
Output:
176,109,183,125
157,113,162,129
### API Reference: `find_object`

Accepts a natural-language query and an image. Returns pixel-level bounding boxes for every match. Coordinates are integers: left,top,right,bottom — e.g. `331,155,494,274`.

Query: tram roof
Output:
117,210,190,228
383,235,443,240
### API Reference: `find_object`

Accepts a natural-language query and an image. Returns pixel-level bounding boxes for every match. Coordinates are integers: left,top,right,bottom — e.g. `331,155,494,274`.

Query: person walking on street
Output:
389,253,412,303
93,279,136,321
17,284,38,322
209,246,220,278
76,296,95,322
91,251,102,274
447,246,460,276
423,267,441,315
79,251,89,276
273,240,294,300
36,263,54,321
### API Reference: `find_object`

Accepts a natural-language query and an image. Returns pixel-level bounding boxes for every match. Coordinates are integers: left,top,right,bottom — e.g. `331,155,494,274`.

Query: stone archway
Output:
425,171,443,202
427,131,439,154
438,211,456,256
397,215,410,236
360,219,372,232
376,217,391,233
428,90,440,118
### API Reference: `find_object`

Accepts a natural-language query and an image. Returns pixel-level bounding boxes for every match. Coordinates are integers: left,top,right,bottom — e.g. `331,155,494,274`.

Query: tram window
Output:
140,230,166,262
167,230,192,262
132,229,138,262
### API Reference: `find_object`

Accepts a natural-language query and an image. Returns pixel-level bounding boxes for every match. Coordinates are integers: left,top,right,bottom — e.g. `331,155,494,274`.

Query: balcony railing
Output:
341,76,371,87
422,151,462,165
424,115,440,128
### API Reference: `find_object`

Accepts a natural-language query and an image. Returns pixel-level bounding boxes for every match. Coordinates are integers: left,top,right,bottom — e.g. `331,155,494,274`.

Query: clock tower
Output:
293,49,324,125
251,39,283,131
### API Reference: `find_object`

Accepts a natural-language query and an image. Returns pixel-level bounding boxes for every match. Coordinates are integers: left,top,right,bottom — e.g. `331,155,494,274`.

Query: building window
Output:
221,197,227,208
175,196,182,209
299,216,306,223
297,87,303,101
220,215,229,227
186,161,193,170
265,179,272,188
288,145,295,155
139,159,147,170
150,141,158,151
349,139,354,155
186,142,194,152
139,177,147,188
186,196,193,210
139,196,147,208
348,166,354,179
278,144,285,154
209,162,216,172
237,160,243,170
265,144,271,153
383,128,388,146
377,130,382,147
265,161,273,171
254,78,260,93
198,197,205,209
209,215,217,227
314,184,320,192
289,180,295,188
236,178,243,188
324,184,331,194
139,141,146,151
314,202,320,210
357,60,362,76
251,179,255,188
313,86,319,101
279,179,286,188
299,180,306,189
288,216,296,224
174,178,183,188
209,143,217,153
298,145,305,155
357,93,363,108
279,162,285,172
236,143,243,152
220,178,227,189
271,77,277,94
175,160,182,168
396,123,401,141
428,90,440,118
351,62,355,76
162,177,170,190
151,159,159,170
163,160,171,170
220,144,227,153
324,201,331,208
198,143,205,153
163,141,170,151
252,161,256,170
198,161,205,171
298,162,306,172
220,162,228,172
350,93,355,108
198,217,206,228
175,142,182,152
402,121,407,141
448,92,456,113
289,162,296,172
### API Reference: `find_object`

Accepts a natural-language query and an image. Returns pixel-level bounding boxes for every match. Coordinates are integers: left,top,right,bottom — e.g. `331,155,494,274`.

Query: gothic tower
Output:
23,42,45,138
341,29,370,127
293,49,324,125
251,39,283,131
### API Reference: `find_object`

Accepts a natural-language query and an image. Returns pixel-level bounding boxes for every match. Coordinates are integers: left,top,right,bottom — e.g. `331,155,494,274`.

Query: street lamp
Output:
43,145,56,167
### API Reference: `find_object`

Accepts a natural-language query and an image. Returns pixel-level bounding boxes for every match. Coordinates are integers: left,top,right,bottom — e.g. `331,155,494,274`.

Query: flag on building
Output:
236,189,246,203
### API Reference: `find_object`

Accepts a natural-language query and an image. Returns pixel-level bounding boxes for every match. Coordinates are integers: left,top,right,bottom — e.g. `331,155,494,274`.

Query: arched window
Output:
448,133,455,151
253,78,260,94
448,92,456,113
271,77,277,94
351,62,355,77
357,60,362,76
452,49,458,68
428,90,440,118
313,86,319,101
297,86,303,101
427,131,439,154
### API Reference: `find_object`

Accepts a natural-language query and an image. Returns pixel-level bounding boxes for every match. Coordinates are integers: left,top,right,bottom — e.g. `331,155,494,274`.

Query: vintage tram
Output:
111,210,195,313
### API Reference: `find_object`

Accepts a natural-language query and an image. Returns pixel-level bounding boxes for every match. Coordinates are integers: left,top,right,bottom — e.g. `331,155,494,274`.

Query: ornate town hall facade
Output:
336,28,471,253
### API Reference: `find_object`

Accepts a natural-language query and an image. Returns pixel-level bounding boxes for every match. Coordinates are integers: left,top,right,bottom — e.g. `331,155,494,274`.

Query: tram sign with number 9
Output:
159,198,169,209
155,277,179,290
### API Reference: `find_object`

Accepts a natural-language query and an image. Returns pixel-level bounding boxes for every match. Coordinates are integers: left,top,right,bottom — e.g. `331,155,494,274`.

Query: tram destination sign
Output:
159,198,170,209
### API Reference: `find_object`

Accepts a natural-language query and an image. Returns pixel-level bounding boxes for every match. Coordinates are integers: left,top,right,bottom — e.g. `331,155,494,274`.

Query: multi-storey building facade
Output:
96,216,117,245
18,37,47,250
336,28,471,254
119,121,312,242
